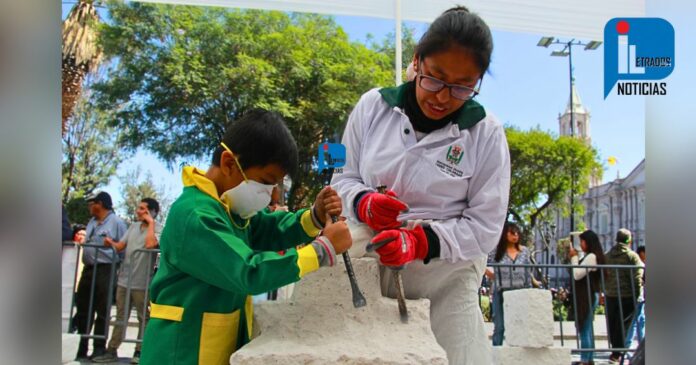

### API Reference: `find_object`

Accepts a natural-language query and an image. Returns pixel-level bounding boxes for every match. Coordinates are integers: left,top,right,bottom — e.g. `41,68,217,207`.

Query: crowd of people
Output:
485,225,646,365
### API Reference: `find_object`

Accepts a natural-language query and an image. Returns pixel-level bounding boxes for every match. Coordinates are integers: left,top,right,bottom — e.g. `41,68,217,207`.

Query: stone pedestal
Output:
62,333,80,364
492,289,570,365
230,257,447,365
503,289,554,348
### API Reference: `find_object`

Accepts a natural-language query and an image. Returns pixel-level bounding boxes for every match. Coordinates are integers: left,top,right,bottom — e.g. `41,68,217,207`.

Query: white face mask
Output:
219,142,276,219
222,180,274,219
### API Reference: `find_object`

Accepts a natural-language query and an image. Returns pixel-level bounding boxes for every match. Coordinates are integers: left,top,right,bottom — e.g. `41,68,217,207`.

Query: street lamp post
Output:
537,37,601,238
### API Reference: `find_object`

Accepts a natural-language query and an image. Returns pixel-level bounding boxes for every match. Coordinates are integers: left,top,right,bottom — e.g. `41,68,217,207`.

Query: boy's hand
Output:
314,186,342,224
322,213,352,254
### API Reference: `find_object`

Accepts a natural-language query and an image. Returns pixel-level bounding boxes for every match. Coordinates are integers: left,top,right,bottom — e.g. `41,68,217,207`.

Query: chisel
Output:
375,185,408,323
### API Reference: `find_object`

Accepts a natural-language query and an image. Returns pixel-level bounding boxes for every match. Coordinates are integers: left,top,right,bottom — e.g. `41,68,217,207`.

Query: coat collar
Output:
378,83,486,131
181,166,229,210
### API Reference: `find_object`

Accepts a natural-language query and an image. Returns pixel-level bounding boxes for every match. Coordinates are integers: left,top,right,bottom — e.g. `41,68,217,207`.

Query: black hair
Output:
494,221,521,262
579,230,606,265
636,246,645,255
212,109,298,178
141,197,160,217
415,6,493,74
575,229,606,326
72,224,86,237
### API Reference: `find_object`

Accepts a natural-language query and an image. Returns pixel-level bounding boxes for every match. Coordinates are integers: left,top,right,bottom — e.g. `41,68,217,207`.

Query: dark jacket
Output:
603,243,644,298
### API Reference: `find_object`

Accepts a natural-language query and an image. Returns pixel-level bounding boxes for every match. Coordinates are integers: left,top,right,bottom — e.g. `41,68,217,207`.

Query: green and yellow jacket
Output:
140,167,321,365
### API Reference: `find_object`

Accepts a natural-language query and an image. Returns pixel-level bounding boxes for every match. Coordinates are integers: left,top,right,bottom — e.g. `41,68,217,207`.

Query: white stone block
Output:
62,333,81,364
231,258,447,365
502,289,554,348
492,346,571,365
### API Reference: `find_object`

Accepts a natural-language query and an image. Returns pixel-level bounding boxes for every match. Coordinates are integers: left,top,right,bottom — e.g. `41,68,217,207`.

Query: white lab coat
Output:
332,85,511,364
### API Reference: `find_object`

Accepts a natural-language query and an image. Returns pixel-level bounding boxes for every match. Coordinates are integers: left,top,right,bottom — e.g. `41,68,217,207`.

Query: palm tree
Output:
62,0,102,136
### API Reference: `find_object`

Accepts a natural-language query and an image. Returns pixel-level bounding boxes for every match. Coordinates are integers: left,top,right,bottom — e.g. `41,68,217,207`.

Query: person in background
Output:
63,204,73,242
624,245,646,348
268,186,289,212
569,230,606,365
63,223,86,333
72,224,87,245
73,224,87,244
74,191,128,361
604,228,644,363
93,198,163,364
485,222,534,346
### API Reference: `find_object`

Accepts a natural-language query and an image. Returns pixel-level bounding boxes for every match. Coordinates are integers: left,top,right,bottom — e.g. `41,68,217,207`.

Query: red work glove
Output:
370,226,428,267
357,190,408,231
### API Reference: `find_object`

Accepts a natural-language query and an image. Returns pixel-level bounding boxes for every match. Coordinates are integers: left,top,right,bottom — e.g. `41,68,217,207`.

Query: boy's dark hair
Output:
212,109,298,177
415,6,494,75
636,246,645,255
141,197,160,217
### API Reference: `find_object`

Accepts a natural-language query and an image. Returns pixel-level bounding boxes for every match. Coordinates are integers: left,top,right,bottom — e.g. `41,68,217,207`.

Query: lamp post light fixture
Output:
538,37,602,239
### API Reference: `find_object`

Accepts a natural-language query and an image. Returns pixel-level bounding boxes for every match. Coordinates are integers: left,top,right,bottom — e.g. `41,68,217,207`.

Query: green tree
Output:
119,167,172,223
62,87,124,213
94,2,392,209
505,126,602,232
62,0,103,135
371,23,419,77
65,197,91,226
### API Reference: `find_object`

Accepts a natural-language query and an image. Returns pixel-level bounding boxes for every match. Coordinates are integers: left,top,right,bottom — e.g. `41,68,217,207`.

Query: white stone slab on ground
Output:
62,333,80,364
503,289,554,348
230,257,447,365
492,346,571,365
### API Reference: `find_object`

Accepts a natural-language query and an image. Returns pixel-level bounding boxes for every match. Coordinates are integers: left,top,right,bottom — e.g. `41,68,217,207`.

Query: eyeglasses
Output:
417,62,481,101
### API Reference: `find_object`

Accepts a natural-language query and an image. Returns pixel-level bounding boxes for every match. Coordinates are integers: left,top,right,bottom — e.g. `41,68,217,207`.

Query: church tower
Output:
558,80,600,187
558,81,591,143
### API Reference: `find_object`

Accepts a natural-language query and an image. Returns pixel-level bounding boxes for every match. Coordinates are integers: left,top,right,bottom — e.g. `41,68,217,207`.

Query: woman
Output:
332,6,510,364
485,222,534,346
569,230,606,365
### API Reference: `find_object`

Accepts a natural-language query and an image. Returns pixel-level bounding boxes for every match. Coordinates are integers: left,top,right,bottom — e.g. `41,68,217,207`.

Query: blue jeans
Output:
625,301,645,347
579,293,599,362
492,290,505,346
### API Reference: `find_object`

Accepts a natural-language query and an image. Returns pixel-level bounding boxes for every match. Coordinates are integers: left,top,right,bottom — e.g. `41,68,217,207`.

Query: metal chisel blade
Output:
393,270,408,323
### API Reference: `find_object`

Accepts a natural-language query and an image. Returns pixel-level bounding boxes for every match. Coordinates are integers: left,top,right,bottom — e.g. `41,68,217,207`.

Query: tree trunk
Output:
62,59,85,136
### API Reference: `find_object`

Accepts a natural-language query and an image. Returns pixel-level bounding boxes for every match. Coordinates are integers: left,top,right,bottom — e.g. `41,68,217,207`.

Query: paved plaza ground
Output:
62,309,640,364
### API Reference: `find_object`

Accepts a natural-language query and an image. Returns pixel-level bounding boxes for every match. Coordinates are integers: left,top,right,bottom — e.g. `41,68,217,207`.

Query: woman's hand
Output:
568,245,578,258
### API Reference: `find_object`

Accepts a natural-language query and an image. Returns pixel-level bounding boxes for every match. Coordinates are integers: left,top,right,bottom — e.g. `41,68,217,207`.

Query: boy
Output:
140,109,352,365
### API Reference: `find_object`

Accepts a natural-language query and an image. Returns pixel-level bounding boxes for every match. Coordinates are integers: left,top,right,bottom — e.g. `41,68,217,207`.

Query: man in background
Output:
604,228,644,363
625,246,646,348
93,198,162,364
74,192,127,361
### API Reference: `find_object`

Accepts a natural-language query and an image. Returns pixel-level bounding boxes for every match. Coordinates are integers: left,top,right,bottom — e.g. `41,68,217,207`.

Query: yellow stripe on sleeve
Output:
300,210,322,237
296,245,320,278
245,296,253,339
